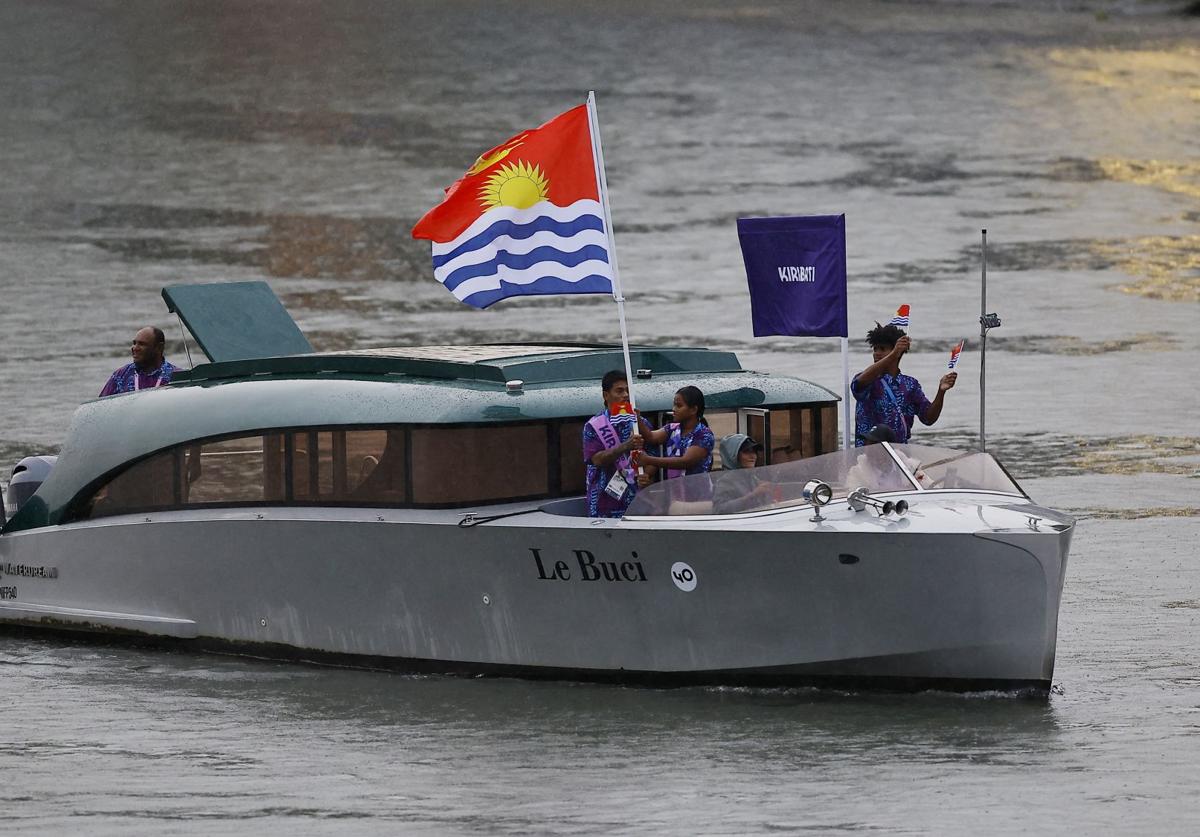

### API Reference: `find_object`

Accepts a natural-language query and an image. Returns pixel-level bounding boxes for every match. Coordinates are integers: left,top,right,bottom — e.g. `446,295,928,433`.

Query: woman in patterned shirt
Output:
635,386,715,501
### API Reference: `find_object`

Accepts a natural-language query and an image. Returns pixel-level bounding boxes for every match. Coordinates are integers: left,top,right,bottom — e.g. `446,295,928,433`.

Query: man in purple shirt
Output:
850,323,956,446
582,370,669,517
99,326,178,397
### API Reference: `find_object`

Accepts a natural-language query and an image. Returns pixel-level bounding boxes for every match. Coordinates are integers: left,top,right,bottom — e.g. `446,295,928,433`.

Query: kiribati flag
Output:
889,304,910,328
412,104,613,309
948,338,965,369
737,214,848,338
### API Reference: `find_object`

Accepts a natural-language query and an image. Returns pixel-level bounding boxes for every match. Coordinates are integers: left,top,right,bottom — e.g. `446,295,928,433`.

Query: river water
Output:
1,0,1198,833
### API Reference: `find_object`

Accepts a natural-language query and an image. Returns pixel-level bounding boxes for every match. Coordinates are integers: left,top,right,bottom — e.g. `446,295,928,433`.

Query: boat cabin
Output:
2,282,840,532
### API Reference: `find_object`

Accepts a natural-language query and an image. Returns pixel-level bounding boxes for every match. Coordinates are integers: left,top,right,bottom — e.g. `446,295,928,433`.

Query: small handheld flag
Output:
610,400,643,472
412,104,613,309
948,338,965,369
889,304,910,328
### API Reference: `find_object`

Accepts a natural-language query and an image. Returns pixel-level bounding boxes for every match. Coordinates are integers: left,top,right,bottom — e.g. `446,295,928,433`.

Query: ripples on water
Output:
1,0,1198,833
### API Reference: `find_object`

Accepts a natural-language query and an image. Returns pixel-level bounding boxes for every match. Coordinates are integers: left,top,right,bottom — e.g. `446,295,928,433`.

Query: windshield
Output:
895,444,1025,494
624,444,1022,517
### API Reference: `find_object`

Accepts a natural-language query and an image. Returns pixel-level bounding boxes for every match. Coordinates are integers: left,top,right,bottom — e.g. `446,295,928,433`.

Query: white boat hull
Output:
0,496,1071,692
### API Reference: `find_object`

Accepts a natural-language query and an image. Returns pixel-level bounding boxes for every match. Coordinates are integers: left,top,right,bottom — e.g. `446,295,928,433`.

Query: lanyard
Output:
132,366,163,391
668,423,699,457
879,375,901,406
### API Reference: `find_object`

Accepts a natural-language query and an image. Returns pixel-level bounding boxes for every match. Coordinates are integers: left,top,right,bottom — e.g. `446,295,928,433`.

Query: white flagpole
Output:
585,91,639,415
841,337,851,450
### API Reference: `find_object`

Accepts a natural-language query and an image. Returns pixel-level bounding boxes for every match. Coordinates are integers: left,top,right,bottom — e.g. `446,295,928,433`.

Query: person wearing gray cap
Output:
713,433,776,514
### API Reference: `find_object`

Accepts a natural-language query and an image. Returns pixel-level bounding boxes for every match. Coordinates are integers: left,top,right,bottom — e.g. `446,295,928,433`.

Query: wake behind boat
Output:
0,283,1072,693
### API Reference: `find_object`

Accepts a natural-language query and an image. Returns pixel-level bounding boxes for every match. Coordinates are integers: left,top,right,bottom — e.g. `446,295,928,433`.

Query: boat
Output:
0,281,1072,693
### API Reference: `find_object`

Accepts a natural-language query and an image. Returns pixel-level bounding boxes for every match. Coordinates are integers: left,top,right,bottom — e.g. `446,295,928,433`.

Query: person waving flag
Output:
412,104,613,309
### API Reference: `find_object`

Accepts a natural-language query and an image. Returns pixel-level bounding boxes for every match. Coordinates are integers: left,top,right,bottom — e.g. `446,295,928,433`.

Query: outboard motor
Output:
5,455,58,517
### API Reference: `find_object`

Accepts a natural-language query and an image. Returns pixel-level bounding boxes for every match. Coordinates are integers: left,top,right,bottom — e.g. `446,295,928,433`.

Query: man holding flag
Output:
583,370,670,518
850,316,957,446
413,96,668,515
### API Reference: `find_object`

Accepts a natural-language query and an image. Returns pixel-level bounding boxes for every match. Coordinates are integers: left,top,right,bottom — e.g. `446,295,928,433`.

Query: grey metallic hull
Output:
0,499,1070,692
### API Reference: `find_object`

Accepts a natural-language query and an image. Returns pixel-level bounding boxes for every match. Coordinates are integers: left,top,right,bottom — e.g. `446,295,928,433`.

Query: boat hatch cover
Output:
162,281,314,363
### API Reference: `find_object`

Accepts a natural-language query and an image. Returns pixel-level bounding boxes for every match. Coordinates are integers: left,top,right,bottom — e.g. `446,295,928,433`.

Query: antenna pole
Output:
979,229,987,452
176,313,195,369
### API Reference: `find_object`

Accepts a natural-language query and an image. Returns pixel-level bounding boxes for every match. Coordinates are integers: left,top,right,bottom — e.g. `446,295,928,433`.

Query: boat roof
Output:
1,284,840,533
173,342,764,386
159,281,818,389
6,352,835,533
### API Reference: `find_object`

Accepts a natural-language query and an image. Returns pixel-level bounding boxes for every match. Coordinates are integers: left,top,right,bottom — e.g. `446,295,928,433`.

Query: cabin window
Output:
87,449,179,517
184,434,285,505
762,405,838,463
705,411,737,470
75,409,834,520
765,407,811,463
410,424,549,505
343,429,407,503
290,431,332,500
79,422,555,518
558,420,586,493
264,429,408,503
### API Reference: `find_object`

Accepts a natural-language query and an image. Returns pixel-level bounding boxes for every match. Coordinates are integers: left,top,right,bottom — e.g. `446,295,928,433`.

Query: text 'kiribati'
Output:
777,266,816,282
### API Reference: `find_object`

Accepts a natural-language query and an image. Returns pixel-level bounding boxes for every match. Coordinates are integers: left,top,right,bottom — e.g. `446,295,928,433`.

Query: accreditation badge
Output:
604,468,631,502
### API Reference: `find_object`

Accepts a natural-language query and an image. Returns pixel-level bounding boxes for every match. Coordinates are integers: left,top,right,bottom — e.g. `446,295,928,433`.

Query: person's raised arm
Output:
855,335,910,390
639,443,708,472
638,414,669,446
920,372,956,425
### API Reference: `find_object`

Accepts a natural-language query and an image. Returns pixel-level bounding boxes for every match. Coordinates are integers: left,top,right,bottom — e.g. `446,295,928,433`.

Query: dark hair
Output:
675,385,707,426
151,326,166,347
601,369,627,393
866,322,906,348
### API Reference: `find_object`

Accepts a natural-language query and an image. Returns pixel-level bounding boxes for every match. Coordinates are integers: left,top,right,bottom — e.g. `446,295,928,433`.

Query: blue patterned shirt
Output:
850,371,932,446
663,422,715,501
583,412,654,518
100,360,178,397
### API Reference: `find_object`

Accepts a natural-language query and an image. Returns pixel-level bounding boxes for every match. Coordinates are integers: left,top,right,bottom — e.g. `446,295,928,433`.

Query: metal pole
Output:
841,337,851,450
585,91,638,412
979,229,987,452
176,313,194,369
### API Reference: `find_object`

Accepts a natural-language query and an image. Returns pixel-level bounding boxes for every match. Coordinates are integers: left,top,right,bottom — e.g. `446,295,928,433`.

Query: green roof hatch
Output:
162,281,313,362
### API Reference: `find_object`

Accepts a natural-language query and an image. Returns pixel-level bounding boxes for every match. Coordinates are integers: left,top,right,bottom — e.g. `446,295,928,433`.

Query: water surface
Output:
1,1,1198,833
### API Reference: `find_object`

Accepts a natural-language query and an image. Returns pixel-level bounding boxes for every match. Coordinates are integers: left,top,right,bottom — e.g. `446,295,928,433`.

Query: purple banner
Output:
737,214,848,338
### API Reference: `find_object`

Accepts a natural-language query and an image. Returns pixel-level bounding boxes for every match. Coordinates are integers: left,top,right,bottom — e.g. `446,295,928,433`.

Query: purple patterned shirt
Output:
662,422,715,501
850,371,932,446
100,360,178,397
583,412,654,518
